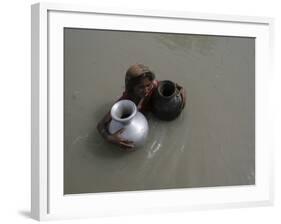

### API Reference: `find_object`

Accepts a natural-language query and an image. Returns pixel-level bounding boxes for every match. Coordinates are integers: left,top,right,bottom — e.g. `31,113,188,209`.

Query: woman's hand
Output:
176,83,186,109
106,128,135,149
179,87,186,109
97,112,135,149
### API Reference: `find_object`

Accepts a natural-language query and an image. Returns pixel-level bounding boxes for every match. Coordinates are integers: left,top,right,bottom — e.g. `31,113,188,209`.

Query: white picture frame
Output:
31,2,274,221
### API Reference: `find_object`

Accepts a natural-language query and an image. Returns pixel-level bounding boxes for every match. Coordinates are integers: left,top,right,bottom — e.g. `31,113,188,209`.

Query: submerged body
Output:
97,64,186,149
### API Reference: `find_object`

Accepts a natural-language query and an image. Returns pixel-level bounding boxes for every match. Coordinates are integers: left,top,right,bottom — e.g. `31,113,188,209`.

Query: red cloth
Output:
117,80,159,113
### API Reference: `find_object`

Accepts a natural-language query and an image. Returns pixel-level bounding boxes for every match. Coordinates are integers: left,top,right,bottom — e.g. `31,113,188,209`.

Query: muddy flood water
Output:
64,28,255,194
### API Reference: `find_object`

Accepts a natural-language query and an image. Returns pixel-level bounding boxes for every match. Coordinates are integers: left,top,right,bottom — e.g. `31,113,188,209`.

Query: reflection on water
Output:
64,28,255,194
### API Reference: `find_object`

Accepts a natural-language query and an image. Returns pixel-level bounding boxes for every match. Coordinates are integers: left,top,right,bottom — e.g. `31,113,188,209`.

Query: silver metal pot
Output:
108,100,149,148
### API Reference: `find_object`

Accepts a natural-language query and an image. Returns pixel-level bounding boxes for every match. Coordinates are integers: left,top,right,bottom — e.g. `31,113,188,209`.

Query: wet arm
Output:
96,111,135,148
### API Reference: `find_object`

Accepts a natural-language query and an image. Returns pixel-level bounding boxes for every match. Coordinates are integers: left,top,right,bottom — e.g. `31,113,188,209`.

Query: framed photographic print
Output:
31,2,274,221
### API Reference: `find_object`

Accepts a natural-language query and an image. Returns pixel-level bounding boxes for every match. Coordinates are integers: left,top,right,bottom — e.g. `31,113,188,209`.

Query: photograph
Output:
63,28,255,195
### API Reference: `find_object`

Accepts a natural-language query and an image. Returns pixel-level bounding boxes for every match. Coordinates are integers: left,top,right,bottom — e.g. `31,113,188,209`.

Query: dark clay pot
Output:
152,80,183,121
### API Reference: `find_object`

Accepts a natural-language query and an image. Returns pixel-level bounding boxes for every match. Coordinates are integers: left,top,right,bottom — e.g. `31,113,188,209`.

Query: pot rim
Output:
157,80,177,99
110,100,137,123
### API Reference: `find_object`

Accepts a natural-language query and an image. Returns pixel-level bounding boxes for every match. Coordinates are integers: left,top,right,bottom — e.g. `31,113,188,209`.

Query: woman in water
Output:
97,64,186,149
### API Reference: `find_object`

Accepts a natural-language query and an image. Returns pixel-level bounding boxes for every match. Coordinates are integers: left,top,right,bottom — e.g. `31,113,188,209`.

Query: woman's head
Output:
125,64,155,98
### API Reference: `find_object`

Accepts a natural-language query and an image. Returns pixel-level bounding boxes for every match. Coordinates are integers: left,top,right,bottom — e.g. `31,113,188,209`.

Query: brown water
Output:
64,28,255,194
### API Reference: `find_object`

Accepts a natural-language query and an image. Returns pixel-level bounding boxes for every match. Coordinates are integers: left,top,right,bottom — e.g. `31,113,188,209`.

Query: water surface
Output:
64,29,255,194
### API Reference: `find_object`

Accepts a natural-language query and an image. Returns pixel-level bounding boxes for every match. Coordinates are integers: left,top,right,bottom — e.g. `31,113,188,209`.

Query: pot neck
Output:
111,100,137,124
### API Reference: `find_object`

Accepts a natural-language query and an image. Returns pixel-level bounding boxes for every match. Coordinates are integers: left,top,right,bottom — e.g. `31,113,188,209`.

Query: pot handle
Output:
175,88,180,97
